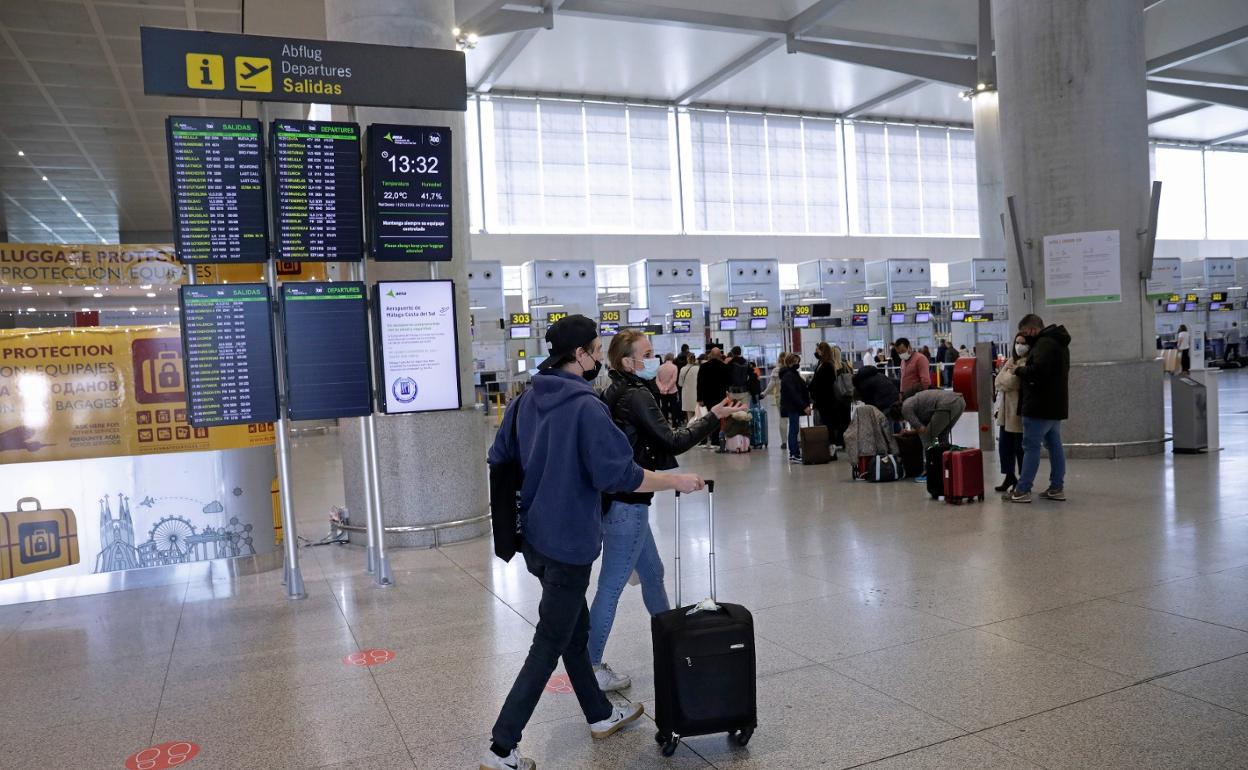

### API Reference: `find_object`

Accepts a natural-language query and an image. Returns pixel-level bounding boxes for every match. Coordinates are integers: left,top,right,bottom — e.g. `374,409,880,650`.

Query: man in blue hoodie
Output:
482,315,704,770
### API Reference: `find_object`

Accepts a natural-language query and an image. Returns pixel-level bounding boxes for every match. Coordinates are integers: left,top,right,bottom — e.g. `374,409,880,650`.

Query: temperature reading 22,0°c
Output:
381,150,439,175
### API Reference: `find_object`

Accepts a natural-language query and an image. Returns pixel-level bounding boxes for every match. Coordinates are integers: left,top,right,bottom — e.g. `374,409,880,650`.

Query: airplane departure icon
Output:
234,56,273,92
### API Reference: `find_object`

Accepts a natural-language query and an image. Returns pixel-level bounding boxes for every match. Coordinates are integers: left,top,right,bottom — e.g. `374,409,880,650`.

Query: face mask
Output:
1015,343,1029,357
578,351,603,381
635,357,661,380
899,352,911,361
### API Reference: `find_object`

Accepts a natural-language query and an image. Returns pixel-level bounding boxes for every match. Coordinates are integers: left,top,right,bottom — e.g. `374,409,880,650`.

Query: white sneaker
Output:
590,701,644,739
479,747,535,770
594,663,631,692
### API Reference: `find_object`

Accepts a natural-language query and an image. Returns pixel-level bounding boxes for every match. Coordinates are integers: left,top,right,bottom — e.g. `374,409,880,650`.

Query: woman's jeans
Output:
588,501,670,666
787,415,802,458
998,426,1023,477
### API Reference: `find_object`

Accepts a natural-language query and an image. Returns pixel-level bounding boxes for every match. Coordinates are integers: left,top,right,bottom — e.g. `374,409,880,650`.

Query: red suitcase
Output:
942,448,984,504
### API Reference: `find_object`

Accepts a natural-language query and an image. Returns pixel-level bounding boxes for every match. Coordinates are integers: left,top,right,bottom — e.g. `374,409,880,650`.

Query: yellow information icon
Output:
234,56,272,93
185,53,224,90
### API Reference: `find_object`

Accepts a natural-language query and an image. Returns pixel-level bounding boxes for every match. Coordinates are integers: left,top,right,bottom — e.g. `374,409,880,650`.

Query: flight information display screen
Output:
271,119,364,261
367,123,453,261
281,282,373,421
179,283,278,427
166,116,268,263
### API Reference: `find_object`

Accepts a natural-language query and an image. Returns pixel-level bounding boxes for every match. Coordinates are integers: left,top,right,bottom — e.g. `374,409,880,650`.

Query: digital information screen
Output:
271,120,363,261
166,117,268,263
851,313,870,327
672,319,692,334
375,280,462,414
179,283,278,427
281,282,372,421
367,123,453,261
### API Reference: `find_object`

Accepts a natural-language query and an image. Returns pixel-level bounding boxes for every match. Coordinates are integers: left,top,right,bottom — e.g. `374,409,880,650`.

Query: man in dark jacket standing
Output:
697,347,730,445
483,315,704,770
1005,313,1072,504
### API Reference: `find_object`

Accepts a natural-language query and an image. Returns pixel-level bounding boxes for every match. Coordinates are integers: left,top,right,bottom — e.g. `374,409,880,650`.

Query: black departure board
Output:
367,123,452,261
179,283,279,427
166,116,268,263
280,282,373,420
271,120,364,261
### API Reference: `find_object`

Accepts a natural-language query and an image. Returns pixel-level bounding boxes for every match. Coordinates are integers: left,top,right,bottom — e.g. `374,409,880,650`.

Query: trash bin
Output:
1172,376,1208,454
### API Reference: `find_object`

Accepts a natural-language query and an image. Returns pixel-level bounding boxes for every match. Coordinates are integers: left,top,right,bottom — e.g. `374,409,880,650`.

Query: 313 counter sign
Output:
367,123,452,262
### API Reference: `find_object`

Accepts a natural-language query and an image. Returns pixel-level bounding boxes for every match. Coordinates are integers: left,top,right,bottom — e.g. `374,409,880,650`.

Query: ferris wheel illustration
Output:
147,516,196,561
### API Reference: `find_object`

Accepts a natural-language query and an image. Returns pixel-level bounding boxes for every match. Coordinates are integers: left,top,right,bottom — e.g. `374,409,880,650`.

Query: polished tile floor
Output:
3,373,1248,769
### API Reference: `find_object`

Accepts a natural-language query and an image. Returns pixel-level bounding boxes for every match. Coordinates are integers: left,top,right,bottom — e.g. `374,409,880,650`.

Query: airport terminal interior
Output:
2,0,1248,768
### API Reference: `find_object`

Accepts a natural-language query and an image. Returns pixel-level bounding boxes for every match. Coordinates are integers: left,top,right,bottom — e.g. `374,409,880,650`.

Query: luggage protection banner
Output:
0,326,274,464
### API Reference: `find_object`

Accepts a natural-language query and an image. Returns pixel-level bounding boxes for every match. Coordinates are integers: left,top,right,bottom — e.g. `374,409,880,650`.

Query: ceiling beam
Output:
787,0,852,35
787,37,977,89
458,0,511,34
1146,23,1248,74
1141,0,1169,10
556,0,975,57
474,28,541,92
1148,68,1248,90
473,7,554,38
843,79,928,118
1146,80,1248,110
675,39,782,105
1148,102,1212,124
1208,127,1248,145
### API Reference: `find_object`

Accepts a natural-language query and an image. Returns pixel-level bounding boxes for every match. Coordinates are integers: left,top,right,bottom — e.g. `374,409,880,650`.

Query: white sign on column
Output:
375,280,463,414
1043,229,1123,306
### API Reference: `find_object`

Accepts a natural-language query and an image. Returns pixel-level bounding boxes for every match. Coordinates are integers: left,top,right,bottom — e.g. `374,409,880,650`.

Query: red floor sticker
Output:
125,741,200,769
545,674,573,694
343,648,396,667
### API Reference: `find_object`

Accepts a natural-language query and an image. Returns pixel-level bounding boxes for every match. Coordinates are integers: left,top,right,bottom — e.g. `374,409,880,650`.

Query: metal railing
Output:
329,512,492,549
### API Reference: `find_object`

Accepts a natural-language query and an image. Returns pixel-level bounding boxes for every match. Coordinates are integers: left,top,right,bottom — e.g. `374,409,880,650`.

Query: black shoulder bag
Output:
488,394,525,562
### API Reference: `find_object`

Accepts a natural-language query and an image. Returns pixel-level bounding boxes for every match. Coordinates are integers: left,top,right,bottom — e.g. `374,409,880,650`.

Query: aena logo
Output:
386,289,407,298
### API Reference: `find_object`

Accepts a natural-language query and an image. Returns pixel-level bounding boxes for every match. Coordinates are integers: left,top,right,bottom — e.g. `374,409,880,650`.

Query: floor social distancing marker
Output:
343,648,396,667
545,674,573,694
125,741,200,769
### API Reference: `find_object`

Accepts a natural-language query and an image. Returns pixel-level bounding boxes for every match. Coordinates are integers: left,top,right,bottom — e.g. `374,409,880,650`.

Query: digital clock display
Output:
367,123,452,261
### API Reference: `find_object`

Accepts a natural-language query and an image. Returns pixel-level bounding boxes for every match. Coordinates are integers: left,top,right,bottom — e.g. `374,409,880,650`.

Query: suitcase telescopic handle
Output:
672,480,715,608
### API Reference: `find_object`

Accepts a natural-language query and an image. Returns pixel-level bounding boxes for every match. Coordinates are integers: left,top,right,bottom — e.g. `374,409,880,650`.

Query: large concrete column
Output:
992,0,1163,457
973,0,1006,264
326,0,489,544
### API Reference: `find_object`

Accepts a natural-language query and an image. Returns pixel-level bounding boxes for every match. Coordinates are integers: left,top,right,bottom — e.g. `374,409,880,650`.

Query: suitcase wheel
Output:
978,494,985,502
657,732,680,757
733,727,754,747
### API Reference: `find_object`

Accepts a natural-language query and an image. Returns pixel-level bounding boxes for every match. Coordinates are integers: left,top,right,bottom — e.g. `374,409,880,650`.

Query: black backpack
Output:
488,394,525,562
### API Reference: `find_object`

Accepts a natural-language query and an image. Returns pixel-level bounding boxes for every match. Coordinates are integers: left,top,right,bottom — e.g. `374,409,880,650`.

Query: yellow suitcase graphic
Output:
0,498,79,580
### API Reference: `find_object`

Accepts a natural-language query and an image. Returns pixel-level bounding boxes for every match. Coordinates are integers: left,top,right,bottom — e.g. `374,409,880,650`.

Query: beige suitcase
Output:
0,498,79,580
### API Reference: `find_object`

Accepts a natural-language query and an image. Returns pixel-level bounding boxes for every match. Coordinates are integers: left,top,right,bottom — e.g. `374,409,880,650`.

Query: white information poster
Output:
1145,257,1183,301
1043,229,1123,306
376,280,462,414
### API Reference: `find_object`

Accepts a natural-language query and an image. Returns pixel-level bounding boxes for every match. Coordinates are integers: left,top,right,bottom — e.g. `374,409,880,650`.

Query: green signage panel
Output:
141,27,466,110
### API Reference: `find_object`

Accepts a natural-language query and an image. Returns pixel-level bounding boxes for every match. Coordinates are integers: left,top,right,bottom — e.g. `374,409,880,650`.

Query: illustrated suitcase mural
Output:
652,481,756,757
748,405,768,448
1,498,79,580
943,448,985,504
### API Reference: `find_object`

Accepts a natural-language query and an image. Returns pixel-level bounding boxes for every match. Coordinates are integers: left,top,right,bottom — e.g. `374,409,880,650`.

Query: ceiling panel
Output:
1175,40,1248,77
698,47,914,114
8,31,107,65
1145,91,1204,118
1150,104,1248,142
487,16,766,100
1144,0,1248,60
866,83,973,124
464,31,521,87
622,0,807,22
96,6,188,37
818,0,976,48
0,2,95,35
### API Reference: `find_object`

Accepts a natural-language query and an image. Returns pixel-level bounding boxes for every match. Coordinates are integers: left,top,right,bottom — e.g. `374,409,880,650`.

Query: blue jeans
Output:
1016,417,1066,494
492,542,613,751
588,501,669,666
787,415,801,458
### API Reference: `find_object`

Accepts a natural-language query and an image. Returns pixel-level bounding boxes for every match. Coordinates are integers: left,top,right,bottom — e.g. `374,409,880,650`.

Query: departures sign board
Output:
271,120,364,261
179,283,279,427
166,117,268,263
367,124,453,261
280,282,373,421
374,280,462,414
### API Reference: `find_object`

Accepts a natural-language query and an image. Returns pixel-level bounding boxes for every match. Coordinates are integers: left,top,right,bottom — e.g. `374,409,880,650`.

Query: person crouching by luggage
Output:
483,316,707,770
778,353,812,463
994,333,1028,492
901,389,966,447
589,330,744,693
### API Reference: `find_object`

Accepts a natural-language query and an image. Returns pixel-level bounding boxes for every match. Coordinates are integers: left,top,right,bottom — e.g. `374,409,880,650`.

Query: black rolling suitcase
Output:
652,480,757,757
925,442,949,500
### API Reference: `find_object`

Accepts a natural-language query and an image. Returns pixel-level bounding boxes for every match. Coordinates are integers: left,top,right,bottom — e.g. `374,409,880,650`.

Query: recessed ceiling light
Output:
84,286,95,291
20,285,33,291
129,306,137,312
17,150,24,157
93,292,103,298
146,292,156,298
139,284,152,290
41,175,47,181
60,196,67,202
26,307,36,312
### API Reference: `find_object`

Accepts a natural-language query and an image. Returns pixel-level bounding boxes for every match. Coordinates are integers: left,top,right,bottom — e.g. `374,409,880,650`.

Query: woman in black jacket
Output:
809,342,853,448
852,364,900,418
778,352,812,463
588,330,743,693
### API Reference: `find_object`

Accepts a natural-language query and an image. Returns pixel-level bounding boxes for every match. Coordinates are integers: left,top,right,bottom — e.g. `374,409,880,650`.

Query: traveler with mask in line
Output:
589,330,746,693
895,337,931,399
483,315,705,770
994,332,1029,492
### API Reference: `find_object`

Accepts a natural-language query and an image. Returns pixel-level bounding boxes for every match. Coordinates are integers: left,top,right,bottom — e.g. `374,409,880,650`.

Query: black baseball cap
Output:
538,314,598,371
